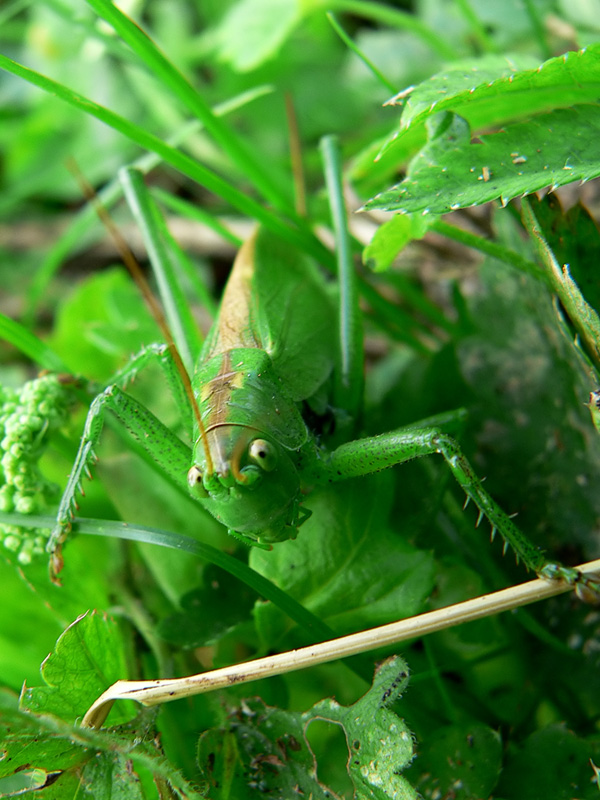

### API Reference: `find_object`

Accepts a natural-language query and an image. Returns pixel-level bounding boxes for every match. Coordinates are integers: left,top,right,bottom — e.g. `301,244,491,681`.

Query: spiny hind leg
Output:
321,424,599,600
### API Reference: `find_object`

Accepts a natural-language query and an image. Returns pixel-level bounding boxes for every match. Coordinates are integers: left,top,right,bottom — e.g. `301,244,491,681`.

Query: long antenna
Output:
67,159,214,476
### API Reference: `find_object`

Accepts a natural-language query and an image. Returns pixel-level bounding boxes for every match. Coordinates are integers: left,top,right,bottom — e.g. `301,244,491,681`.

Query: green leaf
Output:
0,704,204,799
157,565,260,648
20,611,130,724
214,0,301,72
198,656,416,800
365,106,600,214
251,477,436,644
0,707,88,796
407,723,503,799
380,46,600,164
307,656,416,800
48,269,158,381
496,725,600,799
363,213,433,271
198,701,335,800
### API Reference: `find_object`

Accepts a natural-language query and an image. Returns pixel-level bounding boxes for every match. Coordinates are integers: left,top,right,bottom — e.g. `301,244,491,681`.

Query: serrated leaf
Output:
0,704,203,799
198,657,416,800
307,656,416,800
365,106,600,214
0,707,86,792
20,611,129,724
380,46,600,164
198,699,339,799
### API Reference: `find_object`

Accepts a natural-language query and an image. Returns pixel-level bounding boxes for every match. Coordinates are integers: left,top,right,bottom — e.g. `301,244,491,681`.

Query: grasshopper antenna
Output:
285,93,307,218
67,159,214,476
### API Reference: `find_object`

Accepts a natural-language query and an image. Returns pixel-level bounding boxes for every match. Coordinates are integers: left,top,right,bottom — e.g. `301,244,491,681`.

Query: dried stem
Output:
82,558,600,729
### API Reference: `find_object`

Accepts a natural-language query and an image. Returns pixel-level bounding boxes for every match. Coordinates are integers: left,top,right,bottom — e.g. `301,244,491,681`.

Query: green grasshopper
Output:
48,220,595,598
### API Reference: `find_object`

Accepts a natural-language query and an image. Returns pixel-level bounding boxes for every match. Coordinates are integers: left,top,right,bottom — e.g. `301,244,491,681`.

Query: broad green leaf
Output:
380,46,600,164
157,565,259,648
495,725,600,799
0,707,88,796
363,212,433,271
365,106,600,214
197,701,337,800
0,704,204,799
198,656,416,800
307,656,416,800
407,723,502,799
214,0,301,72
251,476,436,645
20,610,130,724
48,269,158,381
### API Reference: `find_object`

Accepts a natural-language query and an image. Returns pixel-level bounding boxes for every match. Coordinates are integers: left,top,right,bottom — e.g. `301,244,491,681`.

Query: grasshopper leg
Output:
48,345,192,577
310,423,599,599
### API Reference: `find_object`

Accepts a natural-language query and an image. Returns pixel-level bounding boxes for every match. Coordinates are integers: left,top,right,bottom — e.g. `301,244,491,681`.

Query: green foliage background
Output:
1,0,600,797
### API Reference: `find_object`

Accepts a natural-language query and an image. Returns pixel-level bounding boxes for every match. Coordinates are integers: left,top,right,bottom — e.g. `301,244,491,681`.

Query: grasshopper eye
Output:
187,465,208,497
249,439,277,472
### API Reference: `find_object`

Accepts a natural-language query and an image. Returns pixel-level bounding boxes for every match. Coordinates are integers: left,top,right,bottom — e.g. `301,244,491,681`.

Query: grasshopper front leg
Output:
48,345,192,577
306,422,599,599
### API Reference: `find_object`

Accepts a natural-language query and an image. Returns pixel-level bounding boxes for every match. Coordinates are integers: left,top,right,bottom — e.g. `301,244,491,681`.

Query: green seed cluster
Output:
0,374,70,564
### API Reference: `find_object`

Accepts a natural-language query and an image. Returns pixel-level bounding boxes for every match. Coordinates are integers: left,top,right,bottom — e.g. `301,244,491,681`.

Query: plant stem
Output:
82,558,600,728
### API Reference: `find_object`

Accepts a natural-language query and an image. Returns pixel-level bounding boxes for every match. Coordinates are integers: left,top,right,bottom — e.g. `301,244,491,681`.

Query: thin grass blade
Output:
86,0,292,215
120,168,201,374
24,86,272,321
0,54,331,266
0,313,69,373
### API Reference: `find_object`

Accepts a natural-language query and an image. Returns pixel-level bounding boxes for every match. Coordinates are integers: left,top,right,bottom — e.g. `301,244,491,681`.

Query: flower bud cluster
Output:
0,374,70,564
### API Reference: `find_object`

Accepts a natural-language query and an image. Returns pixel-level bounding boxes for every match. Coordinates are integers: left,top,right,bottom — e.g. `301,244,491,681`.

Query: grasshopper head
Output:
187,425,302,543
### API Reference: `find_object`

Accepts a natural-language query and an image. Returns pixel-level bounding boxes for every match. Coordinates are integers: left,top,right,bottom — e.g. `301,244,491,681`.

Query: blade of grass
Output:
326,12,396,94
0,313,70,372
321,135,363,422
153,188,243,250
0,510,371,685
120,167,201,374
431,218,546,282
150,194,220,319
86,0,292,215
25,86,272,321
326,0,459,60
454,0,499,53
0,55,332,268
